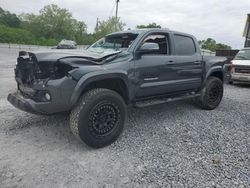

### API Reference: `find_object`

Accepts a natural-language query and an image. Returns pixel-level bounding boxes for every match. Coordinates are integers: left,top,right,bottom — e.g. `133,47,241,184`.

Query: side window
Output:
174,34,196,55
141,34,169,55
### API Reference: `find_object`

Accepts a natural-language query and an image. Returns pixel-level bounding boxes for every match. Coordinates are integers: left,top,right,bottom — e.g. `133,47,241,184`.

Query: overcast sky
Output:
1,0,249,48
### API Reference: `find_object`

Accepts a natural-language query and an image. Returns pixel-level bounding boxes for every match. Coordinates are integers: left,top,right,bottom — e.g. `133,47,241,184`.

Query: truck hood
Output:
19,49,121,63
232,60,250,66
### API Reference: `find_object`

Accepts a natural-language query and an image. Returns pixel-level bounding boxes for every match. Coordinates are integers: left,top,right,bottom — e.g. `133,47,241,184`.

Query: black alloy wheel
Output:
89,102,120,137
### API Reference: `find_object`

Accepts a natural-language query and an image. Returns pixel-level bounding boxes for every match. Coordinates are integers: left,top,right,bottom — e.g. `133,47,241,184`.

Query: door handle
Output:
194,61,201,64
166,60,174,65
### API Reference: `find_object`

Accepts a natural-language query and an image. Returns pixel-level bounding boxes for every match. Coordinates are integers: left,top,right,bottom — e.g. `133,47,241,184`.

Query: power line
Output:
108,1,116,18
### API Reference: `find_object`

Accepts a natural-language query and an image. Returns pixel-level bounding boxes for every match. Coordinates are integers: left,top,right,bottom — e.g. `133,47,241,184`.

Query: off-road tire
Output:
70,88,127,148
194,76,223,110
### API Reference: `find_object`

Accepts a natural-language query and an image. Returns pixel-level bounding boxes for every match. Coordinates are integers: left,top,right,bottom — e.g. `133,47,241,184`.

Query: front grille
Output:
234,66,250,74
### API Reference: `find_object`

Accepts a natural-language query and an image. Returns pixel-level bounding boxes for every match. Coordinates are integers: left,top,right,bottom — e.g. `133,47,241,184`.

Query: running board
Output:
133,93,200,108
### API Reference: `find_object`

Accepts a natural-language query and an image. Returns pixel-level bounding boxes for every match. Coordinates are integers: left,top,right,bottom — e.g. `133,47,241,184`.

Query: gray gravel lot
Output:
0,47,249,188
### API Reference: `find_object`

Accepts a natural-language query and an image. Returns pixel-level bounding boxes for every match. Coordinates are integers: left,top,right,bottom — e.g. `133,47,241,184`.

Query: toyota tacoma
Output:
8,29,226,148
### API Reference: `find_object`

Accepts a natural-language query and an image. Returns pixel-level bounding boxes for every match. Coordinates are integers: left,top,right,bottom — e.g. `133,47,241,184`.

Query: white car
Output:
230,48,250,84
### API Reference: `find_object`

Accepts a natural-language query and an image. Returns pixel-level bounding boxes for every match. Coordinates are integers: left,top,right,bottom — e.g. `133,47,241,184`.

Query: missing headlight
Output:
35,62,73,80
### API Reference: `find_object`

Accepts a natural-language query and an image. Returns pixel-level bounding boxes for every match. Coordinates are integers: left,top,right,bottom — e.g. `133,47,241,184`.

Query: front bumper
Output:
8,92,50,115
8,77,78,115
231,73,250,83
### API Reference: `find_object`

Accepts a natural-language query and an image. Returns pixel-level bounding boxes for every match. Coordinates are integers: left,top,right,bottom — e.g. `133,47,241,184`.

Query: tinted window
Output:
142,34,169,55
174,35,196,55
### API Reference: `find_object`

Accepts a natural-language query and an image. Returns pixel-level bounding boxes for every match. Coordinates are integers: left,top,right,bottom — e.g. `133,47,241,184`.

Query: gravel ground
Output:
0,47,249,188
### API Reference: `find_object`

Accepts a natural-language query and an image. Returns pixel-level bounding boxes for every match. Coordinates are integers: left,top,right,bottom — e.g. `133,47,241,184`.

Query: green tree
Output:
39,4,73,39
73,20,88,43
0,25,35,44
94,17,125,39
19,13,42,37
136,22,161,29
199,38,231,52
20,4,87,42
0,7,21,27
0,5,127,45
216,43,232,50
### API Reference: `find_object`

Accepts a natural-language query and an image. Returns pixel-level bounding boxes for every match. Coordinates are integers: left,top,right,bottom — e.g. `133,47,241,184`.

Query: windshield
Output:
88,33,139,53
234,49,250,60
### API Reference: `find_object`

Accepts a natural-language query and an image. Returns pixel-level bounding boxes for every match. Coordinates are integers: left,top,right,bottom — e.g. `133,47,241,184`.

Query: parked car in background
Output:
229,48,250,84
53,40,77,49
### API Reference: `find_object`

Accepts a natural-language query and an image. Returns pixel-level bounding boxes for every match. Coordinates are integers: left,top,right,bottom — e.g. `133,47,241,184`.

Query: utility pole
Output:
95,17,99,33
115,0,120,31
115,0,120,20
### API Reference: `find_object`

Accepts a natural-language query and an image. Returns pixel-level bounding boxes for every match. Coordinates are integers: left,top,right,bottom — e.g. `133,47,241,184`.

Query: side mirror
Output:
138,42,159,53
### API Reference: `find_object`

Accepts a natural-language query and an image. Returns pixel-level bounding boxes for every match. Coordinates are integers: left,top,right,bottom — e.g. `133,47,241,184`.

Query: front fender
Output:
69,70,130,107
205,66,224,81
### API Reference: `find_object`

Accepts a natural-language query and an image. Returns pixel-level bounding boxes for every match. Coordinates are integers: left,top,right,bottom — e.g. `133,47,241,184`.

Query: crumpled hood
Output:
20,49,121,63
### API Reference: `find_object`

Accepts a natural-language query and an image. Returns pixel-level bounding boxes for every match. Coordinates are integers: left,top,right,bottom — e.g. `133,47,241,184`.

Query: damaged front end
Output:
15,51,75,102
8,51,79,114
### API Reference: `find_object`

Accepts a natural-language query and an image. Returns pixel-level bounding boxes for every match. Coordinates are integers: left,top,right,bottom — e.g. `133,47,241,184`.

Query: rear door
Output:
170,34,203,91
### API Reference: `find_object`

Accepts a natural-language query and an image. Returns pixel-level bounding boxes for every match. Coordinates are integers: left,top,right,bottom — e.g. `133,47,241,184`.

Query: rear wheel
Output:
194,77,223,110
70,88,127,148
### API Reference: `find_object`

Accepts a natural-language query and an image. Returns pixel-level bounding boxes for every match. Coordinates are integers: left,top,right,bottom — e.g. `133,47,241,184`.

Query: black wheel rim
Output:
89,102,119,137
208,83,221,103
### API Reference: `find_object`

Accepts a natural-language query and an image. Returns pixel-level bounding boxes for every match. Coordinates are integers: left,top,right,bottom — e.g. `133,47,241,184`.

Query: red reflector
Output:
229,61,234,71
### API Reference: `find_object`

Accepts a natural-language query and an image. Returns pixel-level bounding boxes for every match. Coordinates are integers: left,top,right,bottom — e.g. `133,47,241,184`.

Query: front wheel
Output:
194,77,223,110
70,88,127,148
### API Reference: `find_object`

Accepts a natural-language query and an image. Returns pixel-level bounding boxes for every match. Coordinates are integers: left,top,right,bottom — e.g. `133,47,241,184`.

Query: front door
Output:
134,33,175,98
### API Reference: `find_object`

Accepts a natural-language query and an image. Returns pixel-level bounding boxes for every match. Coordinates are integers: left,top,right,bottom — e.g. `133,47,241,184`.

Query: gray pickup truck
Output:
8,29,226,148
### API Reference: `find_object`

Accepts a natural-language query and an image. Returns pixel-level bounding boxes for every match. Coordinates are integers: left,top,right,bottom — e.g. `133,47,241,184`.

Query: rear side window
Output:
174,34,196,55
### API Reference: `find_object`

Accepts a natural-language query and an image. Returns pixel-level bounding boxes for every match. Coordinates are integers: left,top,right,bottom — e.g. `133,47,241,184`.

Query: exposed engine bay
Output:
15,51,78,102
16,51,73,86
14,50,120,102
15,49,122,87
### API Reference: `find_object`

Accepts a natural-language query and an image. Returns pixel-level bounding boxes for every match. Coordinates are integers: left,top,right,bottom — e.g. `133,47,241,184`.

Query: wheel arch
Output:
206,66,224,82
70,71,130,107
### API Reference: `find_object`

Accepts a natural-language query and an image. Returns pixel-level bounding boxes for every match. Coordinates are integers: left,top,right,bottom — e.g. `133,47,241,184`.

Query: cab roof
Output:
107,28,195,39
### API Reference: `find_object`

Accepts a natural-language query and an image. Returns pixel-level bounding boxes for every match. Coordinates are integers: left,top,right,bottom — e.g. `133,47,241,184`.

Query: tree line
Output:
0,4,232,51
0,4,125,46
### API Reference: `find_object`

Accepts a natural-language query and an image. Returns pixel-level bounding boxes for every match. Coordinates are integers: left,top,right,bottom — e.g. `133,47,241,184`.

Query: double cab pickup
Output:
8,29,226,148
